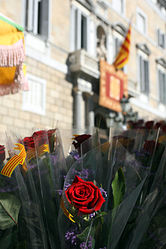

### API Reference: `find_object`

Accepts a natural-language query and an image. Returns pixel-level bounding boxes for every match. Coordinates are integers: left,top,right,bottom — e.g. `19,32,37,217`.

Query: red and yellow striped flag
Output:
113,24,131,70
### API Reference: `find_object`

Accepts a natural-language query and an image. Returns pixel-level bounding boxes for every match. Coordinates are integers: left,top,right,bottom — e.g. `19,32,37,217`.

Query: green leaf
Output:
128,189,158,249
112,168,125,209
107,176,146,249
0,193,21,230
0,228,14,249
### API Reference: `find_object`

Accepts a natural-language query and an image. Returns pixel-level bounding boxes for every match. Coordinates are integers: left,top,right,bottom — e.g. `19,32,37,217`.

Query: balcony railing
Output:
68,49,100,79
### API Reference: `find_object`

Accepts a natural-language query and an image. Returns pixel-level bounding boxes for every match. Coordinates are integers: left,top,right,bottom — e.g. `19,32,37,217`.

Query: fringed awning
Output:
0,14,28,96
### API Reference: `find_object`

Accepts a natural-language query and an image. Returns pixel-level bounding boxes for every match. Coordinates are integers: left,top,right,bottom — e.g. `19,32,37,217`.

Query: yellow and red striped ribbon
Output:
60,198,75,223
1,143,49,177
1,143,26,177
26,144,49,162
113,24,131,70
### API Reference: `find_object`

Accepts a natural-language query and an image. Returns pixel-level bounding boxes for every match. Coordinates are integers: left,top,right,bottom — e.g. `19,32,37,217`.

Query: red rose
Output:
65,175,105,214
72,134,91,150
47,129,56,138
143,140,157,155
72,134,91,155
145,121,154,129
23,137,35,149
0,145,5,162
32,130,48,146
47,129,56,152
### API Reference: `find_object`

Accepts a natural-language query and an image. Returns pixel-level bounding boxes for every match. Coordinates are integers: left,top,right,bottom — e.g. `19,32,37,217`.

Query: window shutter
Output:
81,15,87,50
107,33,112,64
40,0,49,39
87,17,96,56
139,55,144,92
158,70,165,104
164,73,166,104
26,0,34,31
161,33,165,49
144,60,149,94
114,37,121,57
157,29,160,46
159,70,162,102
70,5,76,51
76,9,81,49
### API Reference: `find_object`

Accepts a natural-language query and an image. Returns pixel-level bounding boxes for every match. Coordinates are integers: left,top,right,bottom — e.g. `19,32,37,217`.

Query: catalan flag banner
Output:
113,24,131,70
1,143,26,178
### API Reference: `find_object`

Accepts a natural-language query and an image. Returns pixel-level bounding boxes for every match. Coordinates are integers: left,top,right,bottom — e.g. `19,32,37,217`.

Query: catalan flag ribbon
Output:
113,24,131,70
1,143,26,178
26,144,49,162
60,198,75,223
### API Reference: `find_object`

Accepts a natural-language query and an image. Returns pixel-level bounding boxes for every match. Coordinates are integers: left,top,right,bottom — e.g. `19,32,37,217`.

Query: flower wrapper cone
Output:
0,143,21,249
31,128,68,249
60,139,125,248
3,133,49,249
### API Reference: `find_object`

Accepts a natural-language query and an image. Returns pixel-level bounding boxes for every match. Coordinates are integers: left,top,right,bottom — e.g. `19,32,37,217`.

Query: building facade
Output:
0,0,166,138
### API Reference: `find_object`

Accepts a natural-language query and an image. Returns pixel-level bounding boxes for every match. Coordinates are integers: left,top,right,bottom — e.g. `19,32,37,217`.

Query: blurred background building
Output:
0,0,166,137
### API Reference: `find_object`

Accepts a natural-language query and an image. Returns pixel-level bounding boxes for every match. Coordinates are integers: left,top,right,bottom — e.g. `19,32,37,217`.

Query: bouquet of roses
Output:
0,121,166,249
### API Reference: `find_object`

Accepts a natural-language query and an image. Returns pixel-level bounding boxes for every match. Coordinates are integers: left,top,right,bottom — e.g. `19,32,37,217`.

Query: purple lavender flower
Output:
88,236,93,248
80,242,88,249
71,169,89,180
89,212,96,219
49,154,57,165
100,187,107,198
80,236,93,249
65,226,79,247
57,189,63,195
70,150,80,161
64,183,71,190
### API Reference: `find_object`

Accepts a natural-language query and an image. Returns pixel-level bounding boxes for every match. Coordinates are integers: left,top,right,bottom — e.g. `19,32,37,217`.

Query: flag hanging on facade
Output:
113,24,131,70
0,14,28,96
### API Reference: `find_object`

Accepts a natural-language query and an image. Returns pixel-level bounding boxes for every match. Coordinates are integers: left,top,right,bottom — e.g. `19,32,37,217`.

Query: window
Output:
72,7,88,51
158,69,166,104
22,74,46,115
137,10,147,34
25,0,49,38
157,29,165,49
112,0,125,14
138,55,149,95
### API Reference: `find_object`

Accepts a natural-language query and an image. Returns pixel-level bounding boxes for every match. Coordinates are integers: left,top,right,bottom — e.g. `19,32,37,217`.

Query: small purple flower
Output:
80,242,88,249
70,150,80,161
71,169,89,180
57,189,63,195
89,212,96,219
64,183,71,190
100,187,107,198
49,154,57,165
65,227,79,247
80,236,93,249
